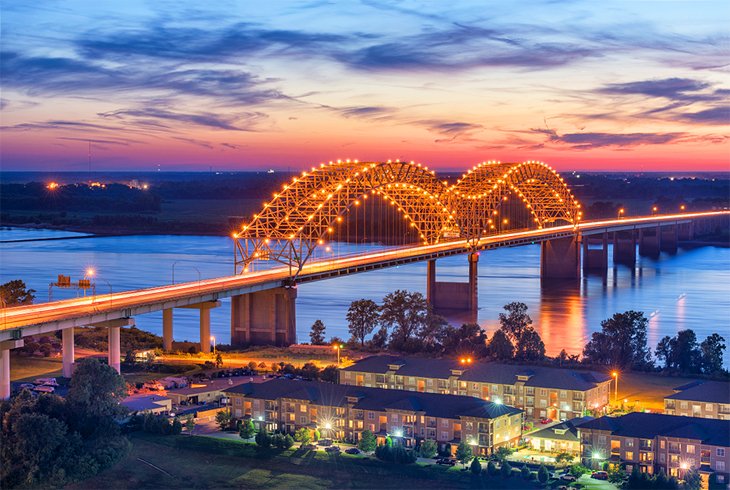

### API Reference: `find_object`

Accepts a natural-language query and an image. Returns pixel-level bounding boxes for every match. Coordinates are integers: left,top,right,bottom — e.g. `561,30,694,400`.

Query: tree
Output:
320,365,339,383
555,452,574,465
358,429,377,452
380,290,429,350
583,311,651,369
309,320,326,345
185,415,195,433
215,353,224,368
418,439,437,458
67,358,127,436
441,323,489,358
0,279,36,306
284,434,295,449
215,410,231,430
313,428,321,442
487,461,498,476
419,312,448,352
171,417,182,435
700,333,726,374
240,420,256,440
294,427,311,444
499,302,532,342
500,461,512,478
455,441,473,466
470,457,482,475
370,326,389,350
255,426,271,448
347,299,380,347
487,330,514,360
670,330,701,373
655,336,673,369
684,469,701,490
516,326,545,361
537,464,549,483
493,446,513,463
521,465,532,480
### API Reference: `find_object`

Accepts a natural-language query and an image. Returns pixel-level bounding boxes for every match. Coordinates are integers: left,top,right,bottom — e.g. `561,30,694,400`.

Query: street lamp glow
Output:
85,268,95,278
393,429,403,438
324,422,332,430
493,397,502,405
592,451,602,460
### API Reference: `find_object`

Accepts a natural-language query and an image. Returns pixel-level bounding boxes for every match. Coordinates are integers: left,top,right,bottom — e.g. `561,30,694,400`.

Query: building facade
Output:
527,416,593,456
340,356,611,420
224,379,524,455
579,413,730,487
664,381,730,420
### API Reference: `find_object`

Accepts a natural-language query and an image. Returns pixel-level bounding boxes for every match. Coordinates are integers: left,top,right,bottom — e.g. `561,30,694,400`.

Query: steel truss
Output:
233,159,581,275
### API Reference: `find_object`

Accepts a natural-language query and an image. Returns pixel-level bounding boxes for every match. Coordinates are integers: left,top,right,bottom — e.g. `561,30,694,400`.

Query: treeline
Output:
312,290,727,377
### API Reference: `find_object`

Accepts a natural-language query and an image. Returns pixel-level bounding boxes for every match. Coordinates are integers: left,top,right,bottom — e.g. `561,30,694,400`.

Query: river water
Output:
1,227,728,364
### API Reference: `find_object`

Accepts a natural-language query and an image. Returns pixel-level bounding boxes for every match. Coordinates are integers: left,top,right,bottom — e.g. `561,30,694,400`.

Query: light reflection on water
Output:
1,228,728,364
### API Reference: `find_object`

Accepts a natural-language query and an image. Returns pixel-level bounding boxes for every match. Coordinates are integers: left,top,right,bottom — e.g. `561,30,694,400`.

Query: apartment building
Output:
579,413,730,487
527,416,594,456
224,378,524,455
339,355,611,420
664,380,730,420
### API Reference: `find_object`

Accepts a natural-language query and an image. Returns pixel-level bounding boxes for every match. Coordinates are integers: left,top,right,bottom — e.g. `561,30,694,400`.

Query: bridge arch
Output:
234,160,457,272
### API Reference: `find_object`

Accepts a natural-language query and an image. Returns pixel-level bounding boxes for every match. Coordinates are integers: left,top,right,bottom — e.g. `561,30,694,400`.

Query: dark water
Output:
1,228,728,364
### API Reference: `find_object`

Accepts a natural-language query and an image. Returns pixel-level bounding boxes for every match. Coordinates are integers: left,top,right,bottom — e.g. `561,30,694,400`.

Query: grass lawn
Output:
71,434,540,489
9,353,63,381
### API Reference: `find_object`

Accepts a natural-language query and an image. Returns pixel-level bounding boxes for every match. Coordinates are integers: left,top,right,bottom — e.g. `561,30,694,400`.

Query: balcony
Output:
665,401,676,409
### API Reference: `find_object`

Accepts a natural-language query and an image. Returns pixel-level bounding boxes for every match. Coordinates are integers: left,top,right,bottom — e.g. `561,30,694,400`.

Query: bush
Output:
521,465,531,480
537,464,549,484
239,420,255,440
255,426,271,449
487,461,499,476
417,439,437,458
294,427,311,444
500,461,512,478
375,444,417,464
470,457,481,475
215,410,231,430
358,429,377,452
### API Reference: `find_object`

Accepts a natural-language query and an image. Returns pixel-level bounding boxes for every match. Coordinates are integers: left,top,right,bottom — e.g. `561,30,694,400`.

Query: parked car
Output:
324,445,340,453
302,444,317,451
539,417,553,424
35,377,58,386
18,383,35,390
33,385,55,393
591,471,609,480
560,474,577,482
436,458,457,466
345,448,360,455
318,439,333,446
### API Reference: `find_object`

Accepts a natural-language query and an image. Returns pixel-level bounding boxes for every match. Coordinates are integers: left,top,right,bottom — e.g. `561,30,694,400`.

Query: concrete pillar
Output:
678,222,694,241
582,234,608,274
108,326,121,373
231,288,296,346
1,339,25,400
639,226,661,258
613,230,636,267
540,236,580,280
468,252,479,312
660,225,678,254
200,307,211,354
426,259,436,305
163,308,173,351
62,327,75,378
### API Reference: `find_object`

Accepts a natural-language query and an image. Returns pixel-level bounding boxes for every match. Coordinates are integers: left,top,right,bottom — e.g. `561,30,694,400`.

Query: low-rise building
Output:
167,376,253,406
579,413,730,486
527,416,593,456
339,355,611,420
224,379,524,456
664,381,730,420
121,394,172,415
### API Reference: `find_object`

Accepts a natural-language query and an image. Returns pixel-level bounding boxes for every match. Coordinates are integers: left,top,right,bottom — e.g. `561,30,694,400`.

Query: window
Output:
706,403,714,412
659,453,666,463
465,422,473,431
717,448,726,457
686,445,695,453
626,439,634,447
368,412,375,420
391,413,398,422
300,416,307,424
539,389,548,396
680,401,688,409
492,384,500,392
300,404,307,413
441,431,448,440
408,377,415,385
660,440,666,449
717,461,725,472
625,452,634,460
442,419,449,427
472,383,478,390
560,390,567,399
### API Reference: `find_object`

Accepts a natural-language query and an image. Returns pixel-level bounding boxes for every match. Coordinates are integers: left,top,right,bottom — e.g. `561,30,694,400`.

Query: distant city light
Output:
46,182,59,190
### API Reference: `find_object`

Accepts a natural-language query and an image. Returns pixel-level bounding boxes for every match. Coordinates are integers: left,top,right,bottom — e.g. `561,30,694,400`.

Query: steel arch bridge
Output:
233,159,581,275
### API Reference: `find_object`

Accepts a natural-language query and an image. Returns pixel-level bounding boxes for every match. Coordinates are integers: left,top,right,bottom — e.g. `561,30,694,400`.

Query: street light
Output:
617,208,625,219
333,344,344,364
211,335,216,355
652,206,658,215
459,356,473,365
680,204,686,212
611,371,618,404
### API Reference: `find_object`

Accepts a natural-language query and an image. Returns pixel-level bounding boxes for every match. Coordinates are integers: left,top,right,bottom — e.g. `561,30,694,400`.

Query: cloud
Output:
415,120,483,143
599,78,712,99
337,105,394,119
678,106,730,125
99,108,267,131
532,128,685,150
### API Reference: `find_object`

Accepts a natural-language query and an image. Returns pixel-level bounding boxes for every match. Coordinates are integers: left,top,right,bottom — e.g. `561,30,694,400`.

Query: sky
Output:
1,0,729,172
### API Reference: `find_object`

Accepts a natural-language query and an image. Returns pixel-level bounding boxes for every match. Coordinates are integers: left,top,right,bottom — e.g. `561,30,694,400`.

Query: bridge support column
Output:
163,308,173,352
639,226,661,258
612,230,636,267
0,340,24,400
582,234,608,275
540,236,579,280
180,301,222,353
678,222,694,241
660,225,678,254
108,326,121,374
62,328,75,378
231,288,296,347
426,254,479,318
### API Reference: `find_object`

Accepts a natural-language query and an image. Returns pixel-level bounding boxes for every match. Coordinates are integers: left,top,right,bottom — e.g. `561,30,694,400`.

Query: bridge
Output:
1,159,727,398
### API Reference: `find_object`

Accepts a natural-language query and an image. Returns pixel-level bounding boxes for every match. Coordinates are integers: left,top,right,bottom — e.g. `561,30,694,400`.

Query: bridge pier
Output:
426,253,478,318
0,339,24,400
163,308,173,351
230,288,297,346
108,326,121,373
613,230,636,267
540,236,580,280
660,225,678,254
180,301,222,353
639,226,661,258
62,328,75,378
582,234,608,275
678,222,694,241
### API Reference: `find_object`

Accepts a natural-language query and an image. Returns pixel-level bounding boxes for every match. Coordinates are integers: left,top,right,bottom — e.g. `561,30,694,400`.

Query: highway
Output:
0,211,726,339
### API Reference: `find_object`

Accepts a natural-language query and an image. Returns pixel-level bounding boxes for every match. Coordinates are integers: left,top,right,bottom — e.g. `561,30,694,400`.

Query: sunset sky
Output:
1,1,728,172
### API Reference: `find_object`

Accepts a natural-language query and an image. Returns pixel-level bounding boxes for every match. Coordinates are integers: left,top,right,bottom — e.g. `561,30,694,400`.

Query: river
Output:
1,227,728,364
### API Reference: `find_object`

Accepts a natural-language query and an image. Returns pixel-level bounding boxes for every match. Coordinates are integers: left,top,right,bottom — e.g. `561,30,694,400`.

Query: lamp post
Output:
652,206,658,215
333,344,344,364
211,335,216,355
611,371,618,405
617,208,625,219
680,204,686,212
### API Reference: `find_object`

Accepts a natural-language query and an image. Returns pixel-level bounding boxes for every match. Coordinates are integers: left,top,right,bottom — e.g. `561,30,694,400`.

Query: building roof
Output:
167,376,252,396
528,416,594,442
665,380,730,404
342,355,611,391
121,394,171,412
579,413,730,447
224,379,523,420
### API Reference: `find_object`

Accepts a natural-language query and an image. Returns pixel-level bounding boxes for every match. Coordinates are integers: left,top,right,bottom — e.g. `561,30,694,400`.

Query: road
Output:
1,211,725,337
